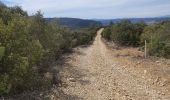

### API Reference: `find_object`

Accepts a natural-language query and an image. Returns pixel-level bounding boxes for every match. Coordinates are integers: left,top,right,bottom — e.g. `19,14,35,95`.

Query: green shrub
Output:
0,3,99,96
102,20,146,46
0,75,11,95
141,21,170,58
0,46,5,60
102,26,112,40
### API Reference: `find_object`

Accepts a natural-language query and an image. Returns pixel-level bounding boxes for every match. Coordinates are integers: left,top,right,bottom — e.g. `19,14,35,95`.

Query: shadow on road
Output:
51,48,91,99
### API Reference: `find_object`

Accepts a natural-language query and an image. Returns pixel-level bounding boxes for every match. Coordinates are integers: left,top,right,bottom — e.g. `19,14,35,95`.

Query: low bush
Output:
102,20,170,58
141,21,170,58
102,20,146,46
0,3,99,95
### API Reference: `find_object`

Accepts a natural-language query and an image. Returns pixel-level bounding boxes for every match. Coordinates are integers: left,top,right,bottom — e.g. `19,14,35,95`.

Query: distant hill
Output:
46,18,102,29
45,16,170,27
96,17,170,25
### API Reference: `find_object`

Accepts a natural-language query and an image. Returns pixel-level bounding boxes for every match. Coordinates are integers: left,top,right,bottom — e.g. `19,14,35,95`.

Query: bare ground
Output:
50,28,170,100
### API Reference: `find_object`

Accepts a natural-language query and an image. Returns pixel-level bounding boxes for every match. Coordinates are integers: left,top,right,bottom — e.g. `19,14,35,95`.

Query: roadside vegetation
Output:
102,20,170,58
0,2,100,96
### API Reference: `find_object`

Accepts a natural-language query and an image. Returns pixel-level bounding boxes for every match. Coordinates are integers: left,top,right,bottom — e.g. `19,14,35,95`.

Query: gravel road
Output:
57,28,170,100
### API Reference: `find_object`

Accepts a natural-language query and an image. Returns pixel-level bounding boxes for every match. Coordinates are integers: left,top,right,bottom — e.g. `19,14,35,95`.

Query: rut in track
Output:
58,28,170,100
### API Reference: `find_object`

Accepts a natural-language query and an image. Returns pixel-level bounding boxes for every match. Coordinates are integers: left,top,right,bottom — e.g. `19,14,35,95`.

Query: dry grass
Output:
105,40,170,92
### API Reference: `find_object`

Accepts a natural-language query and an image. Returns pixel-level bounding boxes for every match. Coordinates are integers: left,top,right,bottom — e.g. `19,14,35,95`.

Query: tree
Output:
10,6,27,16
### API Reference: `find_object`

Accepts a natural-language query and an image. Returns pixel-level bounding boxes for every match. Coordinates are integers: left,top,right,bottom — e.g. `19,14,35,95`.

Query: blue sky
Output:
1,0,170,19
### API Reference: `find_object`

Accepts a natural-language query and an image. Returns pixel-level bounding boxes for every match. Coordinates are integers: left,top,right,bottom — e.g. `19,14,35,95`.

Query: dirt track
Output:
55,28,170,100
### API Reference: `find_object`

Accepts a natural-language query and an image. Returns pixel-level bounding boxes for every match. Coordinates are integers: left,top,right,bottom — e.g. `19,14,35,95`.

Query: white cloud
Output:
7,0,124,13
3,0,170,18
12,0,116,10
